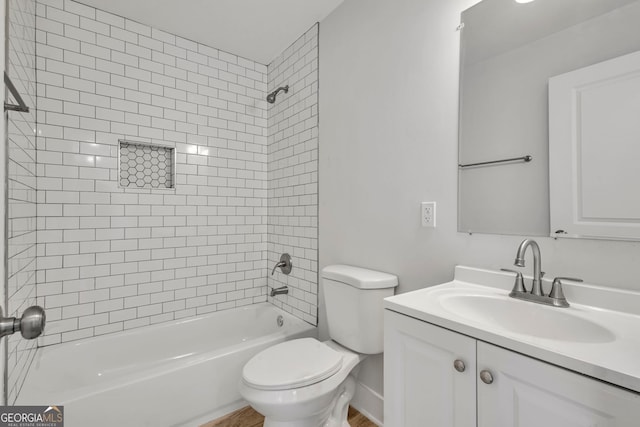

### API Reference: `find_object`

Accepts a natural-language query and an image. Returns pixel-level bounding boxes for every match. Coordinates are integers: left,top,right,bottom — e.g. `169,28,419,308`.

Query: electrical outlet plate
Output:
421,202,436,228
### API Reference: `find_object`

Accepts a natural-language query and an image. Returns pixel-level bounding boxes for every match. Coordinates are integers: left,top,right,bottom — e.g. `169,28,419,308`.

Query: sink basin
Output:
439,294,615,343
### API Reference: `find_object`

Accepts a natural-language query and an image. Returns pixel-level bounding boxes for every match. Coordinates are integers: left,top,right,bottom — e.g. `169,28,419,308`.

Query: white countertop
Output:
384,266,640,393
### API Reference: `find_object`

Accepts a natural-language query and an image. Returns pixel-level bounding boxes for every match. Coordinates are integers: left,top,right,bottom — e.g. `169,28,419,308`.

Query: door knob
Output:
0,306,46,340
453,359,466,372
480,369,494,384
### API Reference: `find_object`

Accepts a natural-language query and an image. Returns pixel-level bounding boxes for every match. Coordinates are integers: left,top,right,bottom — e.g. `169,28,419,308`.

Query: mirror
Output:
458,0,640,237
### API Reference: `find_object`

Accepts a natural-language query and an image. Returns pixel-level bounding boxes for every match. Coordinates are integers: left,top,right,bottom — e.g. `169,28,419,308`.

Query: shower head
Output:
267,85,289,104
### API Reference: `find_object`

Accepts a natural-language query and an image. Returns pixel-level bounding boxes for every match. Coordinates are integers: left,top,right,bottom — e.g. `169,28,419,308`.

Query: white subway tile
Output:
112,51,139,68
64,127,95,143
111,27,138,44
96,34,124,51
37,15,64,35
95,298,123,313
111,74,138,90
109,308,137,323
35,3,318,345
124,42,151,60
66,25,96,44
124,19,151,37
63,101,95,118
164,43,186,60
64,50,95,68
47,6,79,26
45,293,79,308
80,41,109,60
62,302,94,318
79,313,108,328
138,35,163,52
46,32,79,52
79,92,110,108
63,75,95,93
80,16,108,36
96,58,124,75
152,50,175,66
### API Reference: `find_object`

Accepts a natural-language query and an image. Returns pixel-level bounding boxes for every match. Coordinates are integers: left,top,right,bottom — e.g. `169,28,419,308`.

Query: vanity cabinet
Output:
384,310,640,427
384,308,476,426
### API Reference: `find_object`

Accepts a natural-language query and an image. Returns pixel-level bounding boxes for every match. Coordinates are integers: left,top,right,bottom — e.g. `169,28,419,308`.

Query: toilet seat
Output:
242,338,343,391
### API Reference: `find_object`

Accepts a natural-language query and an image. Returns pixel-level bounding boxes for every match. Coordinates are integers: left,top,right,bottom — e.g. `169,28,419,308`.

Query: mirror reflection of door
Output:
549,51,640,240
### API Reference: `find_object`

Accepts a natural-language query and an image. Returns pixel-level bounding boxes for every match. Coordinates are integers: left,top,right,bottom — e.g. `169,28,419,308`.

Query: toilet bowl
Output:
239,265,398,427
239,339,365,427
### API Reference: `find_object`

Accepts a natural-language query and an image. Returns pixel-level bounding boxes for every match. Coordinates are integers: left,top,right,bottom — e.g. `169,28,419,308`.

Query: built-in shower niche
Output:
118,140,176,189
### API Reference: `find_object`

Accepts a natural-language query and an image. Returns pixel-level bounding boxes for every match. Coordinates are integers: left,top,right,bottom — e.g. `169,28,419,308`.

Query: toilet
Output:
239,265,398,427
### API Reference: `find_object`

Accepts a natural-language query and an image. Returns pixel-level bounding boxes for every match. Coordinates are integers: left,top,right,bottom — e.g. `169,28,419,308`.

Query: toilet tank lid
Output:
322,265,398,289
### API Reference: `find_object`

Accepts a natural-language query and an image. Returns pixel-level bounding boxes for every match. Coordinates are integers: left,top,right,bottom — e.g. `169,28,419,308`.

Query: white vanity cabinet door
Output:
384,310,476,427
477,341,640,427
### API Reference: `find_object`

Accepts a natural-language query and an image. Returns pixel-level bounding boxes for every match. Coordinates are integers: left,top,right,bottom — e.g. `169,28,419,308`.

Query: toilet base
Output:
261,375,356,427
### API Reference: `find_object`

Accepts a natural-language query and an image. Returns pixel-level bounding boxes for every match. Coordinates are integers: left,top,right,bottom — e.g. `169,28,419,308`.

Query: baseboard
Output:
350,381,384,426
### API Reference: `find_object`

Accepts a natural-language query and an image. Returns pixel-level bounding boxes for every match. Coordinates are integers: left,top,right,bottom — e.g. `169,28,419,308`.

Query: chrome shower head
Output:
267,85,289,104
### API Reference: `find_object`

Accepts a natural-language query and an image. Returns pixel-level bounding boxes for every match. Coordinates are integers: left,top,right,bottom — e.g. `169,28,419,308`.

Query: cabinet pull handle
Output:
453,359,466,372
480,370,494,384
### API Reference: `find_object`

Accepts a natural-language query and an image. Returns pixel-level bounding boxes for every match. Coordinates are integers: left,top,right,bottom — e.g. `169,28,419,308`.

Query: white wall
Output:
319,0,640,421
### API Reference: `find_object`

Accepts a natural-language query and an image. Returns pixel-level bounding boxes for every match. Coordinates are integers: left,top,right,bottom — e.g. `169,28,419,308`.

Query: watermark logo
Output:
0,405,63,427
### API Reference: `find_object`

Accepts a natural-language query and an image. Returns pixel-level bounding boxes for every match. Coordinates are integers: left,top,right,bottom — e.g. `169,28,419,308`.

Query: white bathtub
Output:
17,303,315,427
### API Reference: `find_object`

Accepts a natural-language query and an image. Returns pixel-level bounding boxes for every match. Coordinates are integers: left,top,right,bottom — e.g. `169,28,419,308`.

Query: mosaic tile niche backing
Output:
119,140,175,189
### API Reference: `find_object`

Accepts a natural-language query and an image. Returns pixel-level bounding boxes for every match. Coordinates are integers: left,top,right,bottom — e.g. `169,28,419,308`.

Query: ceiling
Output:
462,0,638,65
76,0,345,65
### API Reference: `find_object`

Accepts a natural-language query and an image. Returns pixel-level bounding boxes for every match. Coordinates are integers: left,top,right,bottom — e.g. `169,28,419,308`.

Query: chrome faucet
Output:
514,238,543,296
506,238,583,308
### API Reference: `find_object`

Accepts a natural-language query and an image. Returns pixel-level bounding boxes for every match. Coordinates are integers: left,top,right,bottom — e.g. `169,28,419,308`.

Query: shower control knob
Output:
271,253,293,275
0,305,46,340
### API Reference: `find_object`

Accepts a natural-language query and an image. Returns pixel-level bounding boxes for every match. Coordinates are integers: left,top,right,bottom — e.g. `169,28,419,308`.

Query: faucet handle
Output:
548,277,583,306
553,276,583,283
271,253,292,275
501,268,526,293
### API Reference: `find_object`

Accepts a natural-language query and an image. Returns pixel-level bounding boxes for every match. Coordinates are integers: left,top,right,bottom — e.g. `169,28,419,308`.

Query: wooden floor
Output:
201,405,377,427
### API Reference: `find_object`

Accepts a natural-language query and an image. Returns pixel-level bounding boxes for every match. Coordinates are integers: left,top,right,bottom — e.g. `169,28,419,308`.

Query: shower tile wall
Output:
266,25,319,325
7,0,38,402
35,0,269,345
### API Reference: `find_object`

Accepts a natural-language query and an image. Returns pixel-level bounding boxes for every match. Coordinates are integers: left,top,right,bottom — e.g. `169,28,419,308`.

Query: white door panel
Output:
549,50,640,240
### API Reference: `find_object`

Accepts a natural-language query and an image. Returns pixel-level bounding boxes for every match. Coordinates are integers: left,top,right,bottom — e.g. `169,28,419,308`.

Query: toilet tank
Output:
322,265,398,354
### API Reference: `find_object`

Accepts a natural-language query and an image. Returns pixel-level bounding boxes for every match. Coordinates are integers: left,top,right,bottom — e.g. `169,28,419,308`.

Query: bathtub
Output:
17,303,315,427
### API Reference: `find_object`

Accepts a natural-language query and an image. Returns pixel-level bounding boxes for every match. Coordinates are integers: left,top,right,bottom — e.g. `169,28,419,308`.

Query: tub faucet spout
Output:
270,286,289,297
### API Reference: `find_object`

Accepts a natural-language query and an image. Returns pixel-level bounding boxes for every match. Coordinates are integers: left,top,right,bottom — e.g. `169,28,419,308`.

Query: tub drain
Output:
277,315,284,327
